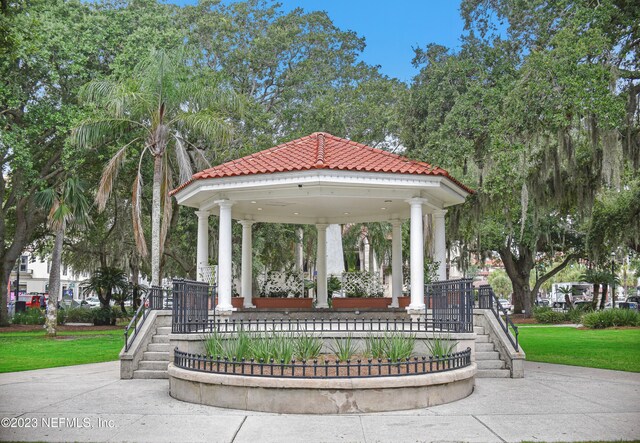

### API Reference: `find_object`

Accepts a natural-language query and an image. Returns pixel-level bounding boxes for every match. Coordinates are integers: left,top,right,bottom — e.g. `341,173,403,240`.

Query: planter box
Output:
332,297,391,309
213,297,245,309
252,297,313,309
398,296,411,308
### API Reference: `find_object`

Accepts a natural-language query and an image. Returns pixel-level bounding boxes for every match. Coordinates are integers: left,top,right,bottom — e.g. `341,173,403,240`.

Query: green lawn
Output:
0,329,123,373
517,326,640,372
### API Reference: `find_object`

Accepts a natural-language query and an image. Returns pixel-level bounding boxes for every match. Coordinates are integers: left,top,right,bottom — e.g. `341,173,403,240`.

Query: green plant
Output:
533,308,567,324
582,309,640,329
12,308,45,325
271,334,295,364
364,335,388,359
63,307,94,323
92,307,116,326
566,308,584,324
327,276,341,297
329,335,358,361
293,334,323,361
425,335,458,357
249,334,274,362
203,331,224,357
385,332,415,361
221,330,251,360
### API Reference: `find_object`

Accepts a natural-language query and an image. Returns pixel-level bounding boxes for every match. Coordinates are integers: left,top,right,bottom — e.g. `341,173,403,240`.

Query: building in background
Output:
7,252,90,304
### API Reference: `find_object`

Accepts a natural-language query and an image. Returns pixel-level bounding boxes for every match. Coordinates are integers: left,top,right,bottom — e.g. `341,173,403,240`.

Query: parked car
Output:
619,301,639,311
535,299,550,307
18,294,44,309
81,296,101,307
497,299,512,312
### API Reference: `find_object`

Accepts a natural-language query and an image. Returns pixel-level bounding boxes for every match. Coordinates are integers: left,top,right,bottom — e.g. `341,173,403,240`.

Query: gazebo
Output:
171,132,472,314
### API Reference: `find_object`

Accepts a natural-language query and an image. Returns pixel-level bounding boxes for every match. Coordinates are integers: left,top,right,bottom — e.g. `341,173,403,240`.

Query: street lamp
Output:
611,252,616,309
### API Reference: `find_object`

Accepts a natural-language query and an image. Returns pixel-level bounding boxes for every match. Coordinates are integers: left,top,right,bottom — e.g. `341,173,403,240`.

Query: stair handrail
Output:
477,285,519,352
124,286,166,352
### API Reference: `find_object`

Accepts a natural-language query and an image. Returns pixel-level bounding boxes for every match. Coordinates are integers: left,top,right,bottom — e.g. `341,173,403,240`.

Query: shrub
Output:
385,332,415,361
249,334,274,362
203,331,224,357
271,334,295,364
425,335,458,357
582,309,640,329
221,330,251,360
293,334,323,361
533,308,567,324
364,335,388,359
64,307,94,323
566,308,584,324
330,335,358,361
12,308,45,325
92,307,116,326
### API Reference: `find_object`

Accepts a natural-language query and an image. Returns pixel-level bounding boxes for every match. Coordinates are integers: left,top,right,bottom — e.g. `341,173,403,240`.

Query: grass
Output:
518,326,640,372
0,329,123,373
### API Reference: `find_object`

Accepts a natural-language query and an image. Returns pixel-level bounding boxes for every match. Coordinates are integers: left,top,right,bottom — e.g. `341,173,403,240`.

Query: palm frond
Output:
131,150,149,257
173,133,193,184
71,117,142,149
96,138,140,211
173,110,233,146
79,80,119,106
63,178,91,228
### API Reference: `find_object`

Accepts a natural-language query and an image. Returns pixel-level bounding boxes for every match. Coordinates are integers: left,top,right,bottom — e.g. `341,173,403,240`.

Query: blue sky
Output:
168,1,465,82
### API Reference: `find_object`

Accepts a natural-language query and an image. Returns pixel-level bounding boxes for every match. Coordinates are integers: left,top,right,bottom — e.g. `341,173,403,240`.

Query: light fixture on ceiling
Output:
381,207,387,210
384,200,392,203
257,208,263,211
251,201,257,204
344,212,350,215
293,212,299,215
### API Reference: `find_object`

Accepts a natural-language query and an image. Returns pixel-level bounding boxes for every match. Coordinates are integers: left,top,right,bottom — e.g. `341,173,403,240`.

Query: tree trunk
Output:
600,285,609,310
500,247,535,317
592,284,600,310
151,154,163,286
45,226,64,337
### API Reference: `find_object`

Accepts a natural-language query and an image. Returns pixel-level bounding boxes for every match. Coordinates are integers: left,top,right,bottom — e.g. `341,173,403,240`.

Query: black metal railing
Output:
172,278,213,333
425,279,474,333
173,347,472,378
477,285,519,351
124,286,171,352
185,316,475,334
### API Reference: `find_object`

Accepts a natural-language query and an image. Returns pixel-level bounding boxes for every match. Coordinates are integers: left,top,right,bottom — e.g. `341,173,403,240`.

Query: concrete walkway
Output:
0,361,638,443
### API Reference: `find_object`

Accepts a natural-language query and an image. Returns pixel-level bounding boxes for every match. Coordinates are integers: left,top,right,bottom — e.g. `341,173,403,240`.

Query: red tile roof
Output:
171,132,473,195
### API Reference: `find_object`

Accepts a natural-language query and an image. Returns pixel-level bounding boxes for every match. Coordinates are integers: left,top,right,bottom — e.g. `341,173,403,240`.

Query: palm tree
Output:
81,267,129,309
72,49,240,286
35,178,90,337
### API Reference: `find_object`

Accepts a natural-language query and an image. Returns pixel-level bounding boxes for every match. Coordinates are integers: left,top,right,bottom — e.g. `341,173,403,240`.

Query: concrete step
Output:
133,369,169,380
475,335,490,343
156,326,172,335
473,326,485,335
138,360,170,371
476,369,511,378
143,351,170,361
476,360,505,370
475,351,500,360
475,343,495,352
152,335,169,344
147,343,171,352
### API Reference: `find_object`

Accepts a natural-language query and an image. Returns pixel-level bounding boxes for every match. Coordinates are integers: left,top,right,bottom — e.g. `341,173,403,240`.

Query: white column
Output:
433,210,448,281
316,224,329,308
195,210,210,282
390,220,403,308
240,220,255,308
408,198,427,311
216,201,234,312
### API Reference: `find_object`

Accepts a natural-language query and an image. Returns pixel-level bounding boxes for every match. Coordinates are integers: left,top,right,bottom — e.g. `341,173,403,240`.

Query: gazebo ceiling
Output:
172,132,472,224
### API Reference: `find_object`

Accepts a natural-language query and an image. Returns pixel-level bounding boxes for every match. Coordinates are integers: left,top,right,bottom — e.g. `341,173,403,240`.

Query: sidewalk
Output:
0,360,638,442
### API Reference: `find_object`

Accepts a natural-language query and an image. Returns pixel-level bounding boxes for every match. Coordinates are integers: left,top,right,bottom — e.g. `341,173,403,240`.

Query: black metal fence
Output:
425,279,474,333
173,347,472,378
124,286,171,352
477,285,519,351
171,278,212,333
192,317,474,334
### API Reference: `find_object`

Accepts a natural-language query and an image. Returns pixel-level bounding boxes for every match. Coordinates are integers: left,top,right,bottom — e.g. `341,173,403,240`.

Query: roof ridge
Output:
315,132,326,167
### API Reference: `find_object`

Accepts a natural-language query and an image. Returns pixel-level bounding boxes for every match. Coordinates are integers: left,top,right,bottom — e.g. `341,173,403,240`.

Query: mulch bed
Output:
0,324,122,333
